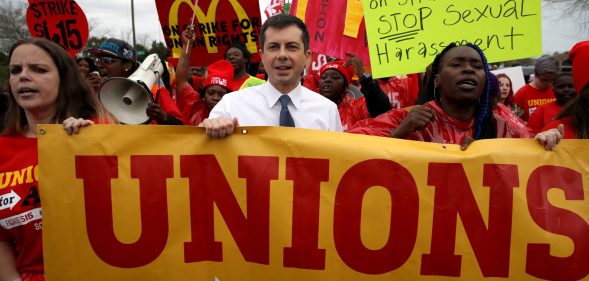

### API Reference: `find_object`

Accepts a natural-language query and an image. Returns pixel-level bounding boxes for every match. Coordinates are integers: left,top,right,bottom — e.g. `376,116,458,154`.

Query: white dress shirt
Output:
209,82,343,132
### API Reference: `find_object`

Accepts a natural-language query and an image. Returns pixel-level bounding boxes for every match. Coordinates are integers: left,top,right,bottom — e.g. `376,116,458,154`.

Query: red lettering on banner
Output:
72,153,589,277
421,163,518,277
525,166,589,280
283,158,329,270
333,160,419,274
182,155,278,264
75,155,172,268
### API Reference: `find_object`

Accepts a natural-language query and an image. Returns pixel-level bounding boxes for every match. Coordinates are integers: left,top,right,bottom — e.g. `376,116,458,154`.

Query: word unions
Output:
74,155,588,280
162,18,261,49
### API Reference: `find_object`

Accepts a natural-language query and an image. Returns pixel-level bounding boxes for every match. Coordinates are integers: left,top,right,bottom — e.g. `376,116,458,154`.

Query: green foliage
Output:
150,41,170,60
0,1,31,54
0,1,31,84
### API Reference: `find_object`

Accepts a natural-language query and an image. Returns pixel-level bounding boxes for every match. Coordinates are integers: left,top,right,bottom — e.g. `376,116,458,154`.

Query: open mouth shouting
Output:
320,83,334,94
456,78,479,91
17,87,40,97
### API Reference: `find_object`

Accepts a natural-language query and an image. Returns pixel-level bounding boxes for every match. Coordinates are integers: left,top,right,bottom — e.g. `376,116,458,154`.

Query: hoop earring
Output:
433,85,439,103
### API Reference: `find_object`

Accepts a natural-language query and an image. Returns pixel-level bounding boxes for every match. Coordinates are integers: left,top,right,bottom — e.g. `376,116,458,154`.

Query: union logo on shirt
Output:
0,164,38,189
527,98,556,107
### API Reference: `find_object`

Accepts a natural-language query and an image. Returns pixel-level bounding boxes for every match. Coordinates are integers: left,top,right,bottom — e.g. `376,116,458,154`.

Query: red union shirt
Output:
513,84,556,121
527,101,563,134
0,133,44,275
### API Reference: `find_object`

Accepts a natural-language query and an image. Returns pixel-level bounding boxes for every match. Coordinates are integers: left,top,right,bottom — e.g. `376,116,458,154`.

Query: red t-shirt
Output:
542,117,578,139
348,101,530,144
0,134,43,276
232,75,249,90
527,101,563,134
513,84,555,121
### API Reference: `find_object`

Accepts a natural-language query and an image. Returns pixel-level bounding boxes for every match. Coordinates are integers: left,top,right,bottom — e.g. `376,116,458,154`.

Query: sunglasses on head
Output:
95,57,121,64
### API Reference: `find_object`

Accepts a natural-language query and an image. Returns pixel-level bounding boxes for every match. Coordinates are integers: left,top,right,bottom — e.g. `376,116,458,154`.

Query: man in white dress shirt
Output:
202,14,343,138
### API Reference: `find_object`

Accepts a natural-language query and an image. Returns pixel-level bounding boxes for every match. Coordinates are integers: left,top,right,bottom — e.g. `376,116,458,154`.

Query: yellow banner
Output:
38,125,588,280
361,0,542,78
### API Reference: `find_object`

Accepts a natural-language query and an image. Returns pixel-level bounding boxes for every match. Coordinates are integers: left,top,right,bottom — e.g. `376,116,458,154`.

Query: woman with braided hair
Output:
348,43,562,150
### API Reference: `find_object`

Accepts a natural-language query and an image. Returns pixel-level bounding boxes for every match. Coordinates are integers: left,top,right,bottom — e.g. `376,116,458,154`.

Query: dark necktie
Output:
278,95,295,127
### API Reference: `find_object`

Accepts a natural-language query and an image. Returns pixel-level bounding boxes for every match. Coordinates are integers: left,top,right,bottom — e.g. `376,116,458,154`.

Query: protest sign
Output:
362,0,542,78
156,0,262,66
25,0,89,56
38,125,588,280
263,0,285,19
290,0,371,65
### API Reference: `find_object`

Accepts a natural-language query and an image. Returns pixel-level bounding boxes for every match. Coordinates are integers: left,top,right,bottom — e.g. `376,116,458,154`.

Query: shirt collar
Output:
265,82,303,109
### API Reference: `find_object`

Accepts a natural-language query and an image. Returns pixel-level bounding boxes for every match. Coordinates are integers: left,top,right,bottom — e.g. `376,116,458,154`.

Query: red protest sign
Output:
264,0,285,18
156,0,262,67
26,0,89,57
290,0,371,66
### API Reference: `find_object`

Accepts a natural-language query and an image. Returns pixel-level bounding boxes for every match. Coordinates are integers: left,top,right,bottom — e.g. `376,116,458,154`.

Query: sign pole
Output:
131,0,136,48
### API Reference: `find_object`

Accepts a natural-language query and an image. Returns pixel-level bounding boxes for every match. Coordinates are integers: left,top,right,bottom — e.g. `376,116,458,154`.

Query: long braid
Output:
467,43,495,139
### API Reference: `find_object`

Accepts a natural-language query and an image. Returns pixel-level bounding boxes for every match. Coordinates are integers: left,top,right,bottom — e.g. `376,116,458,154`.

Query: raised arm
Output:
175,27,196,97
344,52,392,117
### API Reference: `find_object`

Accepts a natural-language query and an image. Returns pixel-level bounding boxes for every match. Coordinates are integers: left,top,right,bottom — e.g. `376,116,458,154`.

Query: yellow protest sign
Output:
362,0,542,78
38,125,588,280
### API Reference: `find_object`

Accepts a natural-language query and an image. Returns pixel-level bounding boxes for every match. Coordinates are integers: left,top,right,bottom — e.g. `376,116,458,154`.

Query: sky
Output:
12,0,588,55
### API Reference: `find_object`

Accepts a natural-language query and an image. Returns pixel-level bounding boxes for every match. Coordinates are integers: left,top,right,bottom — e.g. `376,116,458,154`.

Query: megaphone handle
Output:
136,80,155,103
